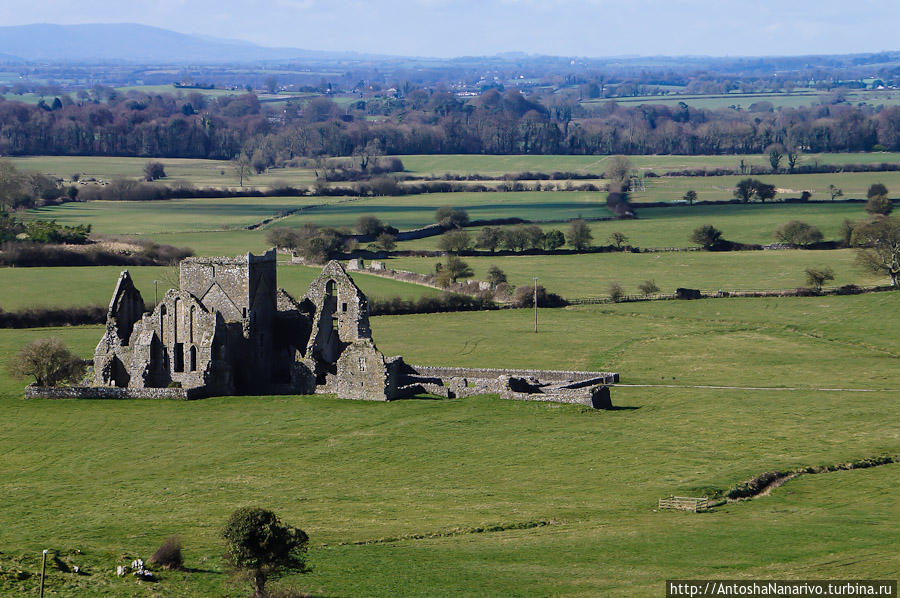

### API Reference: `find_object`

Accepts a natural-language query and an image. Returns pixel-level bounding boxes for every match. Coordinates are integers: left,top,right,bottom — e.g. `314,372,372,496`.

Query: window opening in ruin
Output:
342,302,347,312
358,356,366,371
189,345,197,371
242,307,247,319
173,343,184,372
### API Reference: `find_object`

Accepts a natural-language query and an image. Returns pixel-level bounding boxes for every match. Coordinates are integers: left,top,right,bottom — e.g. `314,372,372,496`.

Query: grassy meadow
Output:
386,249,886,298
0,292,897,595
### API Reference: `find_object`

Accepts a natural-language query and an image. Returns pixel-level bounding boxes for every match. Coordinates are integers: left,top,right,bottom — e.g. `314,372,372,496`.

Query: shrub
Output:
804,266,835,290
638,280,660,296
689,224,723,249
369,293,496,316
865,194,893,216
774,220,824,246
223,507,309,598
143,161,166,181
355,215,386,236
609,231,628,249
542,229,565,250
511,284,567,308
374,233,396,252
7,337,86,387
436,255,473,283
435,206,469,228
607,281,625,302
149,536,183,570
487,265,507,286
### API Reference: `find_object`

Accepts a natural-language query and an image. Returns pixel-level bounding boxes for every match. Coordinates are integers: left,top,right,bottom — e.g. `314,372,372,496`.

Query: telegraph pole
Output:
40,549,48,598
533,277,538,333
153,280,159,306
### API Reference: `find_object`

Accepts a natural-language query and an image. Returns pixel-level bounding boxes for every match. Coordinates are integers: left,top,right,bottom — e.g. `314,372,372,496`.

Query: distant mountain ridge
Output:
0,23,336,63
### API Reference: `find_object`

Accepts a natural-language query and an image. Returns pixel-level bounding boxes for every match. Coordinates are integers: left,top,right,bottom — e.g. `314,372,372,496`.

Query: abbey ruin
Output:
29,252,616,408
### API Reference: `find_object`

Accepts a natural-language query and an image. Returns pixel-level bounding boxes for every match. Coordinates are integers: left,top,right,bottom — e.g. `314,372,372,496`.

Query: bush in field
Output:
511,284,567,308
7,337,85,387
355,215,389,236
223,507,308,598
435,255,473,286
435,206,469,228
690,224,724,249
143,161,166,181
487,265,507,286
804,266,835,291
638,280,660,296
607,281,625,302
774,220,824,246
609,231,628,249
374,233,396,252
865,194,893,216
149,536,183,570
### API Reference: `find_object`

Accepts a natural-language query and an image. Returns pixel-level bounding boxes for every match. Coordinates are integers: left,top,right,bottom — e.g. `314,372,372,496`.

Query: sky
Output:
0,0,897,58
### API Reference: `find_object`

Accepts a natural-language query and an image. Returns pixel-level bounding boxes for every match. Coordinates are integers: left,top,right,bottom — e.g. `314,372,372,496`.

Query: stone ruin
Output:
30,252,617,408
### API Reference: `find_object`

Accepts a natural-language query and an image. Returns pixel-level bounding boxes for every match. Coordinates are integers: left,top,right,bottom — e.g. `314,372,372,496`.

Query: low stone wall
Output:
25,385,206,400
411,365,618,385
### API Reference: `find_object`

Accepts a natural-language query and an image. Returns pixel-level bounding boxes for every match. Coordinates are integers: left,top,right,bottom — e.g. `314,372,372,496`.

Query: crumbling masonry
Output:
42,252,618,408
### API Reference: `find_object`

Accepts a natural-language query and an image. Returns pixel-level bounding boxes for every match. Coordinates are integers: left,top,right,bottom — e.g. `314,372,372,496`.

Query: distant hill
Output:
0,23,328,63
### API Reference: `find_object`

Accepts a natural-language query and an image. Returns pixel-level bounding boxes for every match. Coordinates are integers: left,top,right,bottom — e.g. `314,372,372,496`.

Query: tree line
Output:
4,88,900,160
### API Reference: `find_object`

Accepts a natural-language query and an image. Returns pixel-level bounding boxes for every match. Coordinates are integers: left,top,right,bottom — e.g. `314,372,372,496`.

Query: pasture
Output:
0,264,439,310
386,249,887,298
398,202,874,250
0,292,897,595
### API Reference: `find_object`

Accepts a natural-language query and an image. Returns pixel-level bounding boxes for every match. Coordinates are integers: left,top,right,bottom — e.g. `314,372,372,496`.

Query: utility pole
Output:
533,277,538,333
153,280,159,306
40,549,48,598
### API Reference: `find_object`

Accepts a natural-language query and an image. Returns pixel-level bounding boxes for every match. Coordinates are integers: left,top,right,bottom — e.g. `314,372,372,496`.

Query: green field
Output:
398,202,874,251
25,196,327,235
0,292,897,596
271,191,615,230
579,89,900,110
0,264,439,311
10,156,319,189
397,152,900,176
386,249,886,298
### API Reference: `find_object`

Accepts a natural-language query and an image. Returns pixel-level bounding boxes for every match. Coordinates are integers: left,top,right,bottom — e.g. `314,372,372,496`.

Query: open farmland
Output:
0,264,439,310
397,202,874,250
0,292,897,596
386,249,887,298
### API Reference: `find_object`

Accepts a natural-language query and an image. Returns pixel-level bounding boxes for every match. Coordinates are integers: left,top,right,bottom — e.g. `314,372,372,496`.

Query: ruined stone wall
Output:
410,366,618,385
25,385,206,400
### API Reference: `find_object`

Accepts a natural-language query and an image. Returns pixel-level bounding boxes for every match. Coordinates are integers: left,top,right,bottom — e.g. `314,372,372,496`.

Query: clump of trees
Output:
435,206,469,228
690,224,725,250
143,161,166,181
865,183,893,215
435,255,473,287
0,160,69,210
734,178,777,203
566,219,593,250
511,284,566,308
438,229,472,253
7,337,86,387
774,220,824,247
222,507,309,598
265,224,350,263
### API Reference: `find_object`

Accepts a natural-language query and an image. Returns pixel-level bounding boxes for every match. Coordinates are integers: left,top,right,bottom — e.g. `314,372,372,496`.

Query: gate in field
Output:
658,496,710,512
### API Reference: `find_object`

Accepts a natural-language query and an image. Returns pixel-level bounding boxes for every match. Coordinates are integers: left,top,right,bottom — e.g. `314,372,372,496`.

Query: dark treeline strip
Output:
4,88,900,160
368,293,498,316
0,305,106,328
0,241,193,267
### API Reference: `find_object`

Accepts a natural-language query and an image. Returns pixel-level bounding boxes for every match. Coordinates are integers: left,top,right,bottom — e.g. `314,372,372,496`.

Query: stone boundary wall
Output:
25,385,207,400
410,365,619,384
